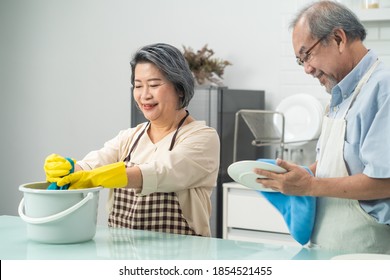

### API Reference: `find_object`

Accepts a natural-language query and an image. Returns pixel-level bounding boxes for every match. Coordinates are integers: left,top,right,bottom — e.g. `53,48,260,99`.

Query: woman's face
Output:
133,62,180,123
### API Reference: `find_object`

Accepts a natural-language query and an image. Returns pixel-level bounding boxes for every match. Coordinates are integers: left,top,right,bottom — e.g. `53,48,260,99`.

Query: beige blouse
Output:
77,121,220,236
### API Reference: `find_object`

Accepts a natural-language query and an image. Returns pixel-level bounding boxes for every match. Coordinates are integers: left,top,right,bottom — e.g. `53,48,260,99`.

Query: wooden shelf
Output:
353,8,390,22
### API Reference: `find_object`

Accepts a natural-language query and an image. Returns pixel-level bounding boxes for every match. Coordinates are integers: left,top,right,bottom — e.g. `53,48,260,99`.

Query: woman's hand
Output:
43,154,76,183
57,162,128,189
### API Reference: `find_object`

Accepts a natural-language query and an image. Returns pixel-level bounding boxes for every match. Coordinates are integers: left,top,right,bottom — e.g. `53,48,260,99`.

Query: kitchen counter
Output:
0,215,343,260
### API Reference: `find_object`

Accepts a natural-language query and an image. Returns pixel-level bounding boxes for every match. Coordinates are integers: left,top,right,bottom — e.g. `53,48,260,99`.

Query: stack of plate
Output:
273,93,324,146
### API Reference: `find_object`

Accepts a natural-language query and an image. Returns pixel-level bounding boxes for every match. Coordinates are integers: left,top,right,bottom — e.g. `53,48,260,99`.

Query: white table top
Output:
0,215,342,260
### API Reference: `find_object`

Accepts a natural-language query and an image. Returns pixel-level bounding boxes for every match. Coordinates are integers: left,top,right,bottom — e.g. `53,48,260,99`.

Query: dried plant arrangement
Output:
183,44,232,86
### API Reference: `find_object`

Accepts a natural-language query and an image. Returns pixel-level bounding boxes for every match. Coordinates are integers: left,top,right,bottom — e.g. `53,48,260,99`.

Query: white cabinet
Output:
223,182,299,246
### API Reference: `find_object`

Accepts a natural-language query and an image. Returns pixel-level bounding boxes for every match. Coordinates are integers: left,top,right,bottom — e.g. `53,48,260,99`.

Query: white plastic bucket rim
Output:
18,181,102,244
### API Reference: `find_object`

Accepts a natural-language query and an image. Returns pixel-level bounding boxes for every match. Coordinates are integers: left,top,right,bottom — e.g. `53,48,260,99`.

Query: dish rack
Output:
233,109,318,162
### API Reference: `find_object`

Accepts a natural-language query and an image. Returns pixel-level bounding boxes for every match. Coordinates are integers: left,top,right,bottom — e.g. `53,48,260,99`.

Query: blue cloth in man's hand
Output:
256,159,316,245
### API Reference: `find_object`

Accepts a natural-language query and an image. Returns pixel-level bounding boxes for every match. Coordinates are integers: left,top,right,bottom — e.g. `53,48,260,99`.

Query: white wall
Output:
1,0,389,229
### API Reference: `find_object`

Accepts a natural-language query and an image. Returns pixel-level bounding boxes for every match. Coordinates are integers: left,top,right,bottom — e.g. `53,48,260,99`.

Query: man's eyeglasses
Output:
296,35,327,66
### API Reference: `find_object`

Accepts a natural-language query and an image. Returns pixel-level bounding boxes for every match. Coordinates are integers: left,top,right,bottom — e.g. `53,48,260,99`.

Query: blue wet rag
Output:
256,159,316,245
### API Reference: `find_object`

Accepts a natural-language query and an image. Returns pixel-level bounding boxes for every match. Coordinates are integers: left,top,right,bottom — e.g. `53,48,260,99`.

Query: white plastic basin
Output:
19,181,102,244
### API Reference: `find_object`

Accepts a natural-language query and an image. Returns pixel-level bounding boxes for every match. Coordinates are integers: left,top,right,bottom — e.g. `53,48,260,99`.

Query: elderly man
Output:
255,1,390,253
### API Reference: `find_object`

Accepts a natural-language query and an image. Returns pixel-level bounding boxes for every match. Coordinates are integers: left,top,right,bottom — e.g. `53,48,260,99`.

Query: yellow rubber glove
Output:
44,154,76,183
56,162,128,190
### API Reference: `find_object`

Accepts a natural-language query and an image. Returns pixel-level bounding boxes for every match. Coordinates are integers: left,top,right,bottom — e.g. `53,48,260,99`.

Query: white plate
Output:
274,94,324,146
227,160,287,191
331,253,390,260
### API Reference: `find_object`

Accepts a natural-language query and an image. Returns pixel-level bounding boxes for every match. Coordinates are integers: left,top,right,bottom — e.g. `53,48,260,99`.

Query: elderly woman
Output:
44,43,220,237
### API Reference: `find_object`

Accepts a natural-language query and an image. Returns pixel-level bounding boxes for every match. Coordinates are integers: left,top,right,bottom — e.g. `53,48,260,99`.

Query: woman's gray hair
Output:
130,43,194,109
289,1,366,43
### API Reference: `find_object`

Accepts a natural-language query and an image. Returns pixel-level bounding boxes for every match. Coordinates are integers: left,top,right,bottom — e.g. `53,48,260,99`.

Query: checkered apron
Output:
108,188,197,235
108,111,198,235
